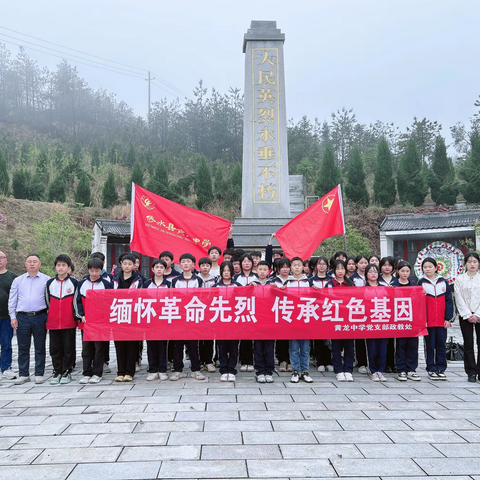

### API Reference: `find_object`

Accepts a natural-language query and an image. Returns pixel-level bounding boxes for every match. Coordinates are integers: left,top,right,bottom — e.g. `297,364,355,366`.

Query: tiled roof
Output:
96,219,131,237
380,209,480,232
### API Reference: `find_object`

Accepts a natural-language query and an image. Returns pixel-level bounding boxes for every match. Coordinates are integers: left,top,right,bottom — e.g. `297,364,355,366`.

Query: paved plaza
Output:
0,326,479,480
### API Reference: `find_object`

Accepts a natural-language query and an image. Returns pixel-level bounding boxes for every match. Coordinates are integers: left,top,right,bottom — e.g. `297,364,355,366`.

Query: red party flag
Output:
130,184,231,261
276,185,346,260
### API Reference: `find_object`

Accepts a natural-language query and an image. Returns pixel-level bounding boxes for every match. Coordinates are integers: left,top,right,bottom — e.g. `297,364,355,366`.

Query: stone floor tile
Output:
265,402,327,411
272,420,341,431
67,461,160,480
403,419,476,430
168,431,243,445
7,398,67,408
119,445,200,461
384,430,466,443
0,424,68,437
204,420,272,431
426,409,480,419
385,477,471,480
146,403,207,412
432,442,480,457
207,388,261,395
414,458,480,475
243,431,318,445
332,458,424,476
122,395,182,404
12,435,96,450
363,410,431,420
206,403,266,411
0,415,48,425
21,406,87,416
314,431,393,444
108,412,175,423
0,449,43,465
41,413,112,424
159,460,247,478
280,444,363,459
291,394,348,403
240,410,303,421
338,419,411,430
134,420,203,432
453,429,480,442
356,443,444,458
0,437,20,449
201,445,281,460
0,464,75,480
175,411,238,421
0,408,26,416
0,393,46,401
323,401,386,411
63,422,135,435
92,432,168,447
381,401,446,410
301,410,368,420
84,404,146,414
247,459,336,478
34,446,122,464
64,396,124,406
237,394,293,403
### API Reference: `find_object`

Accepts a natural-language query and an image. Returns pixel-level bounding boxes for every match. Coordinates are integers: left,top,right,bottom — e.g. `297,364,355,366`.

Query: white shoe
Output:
317,365,325,372
370,372,381,382
326,365,334,372
146,372,159,381
159,373,169,381
287,364,293,372
2,368,17,380
227,374,236,382
170,371,182,381
103,363,111,373
247,365,255,372
135,363,140,372
240,365,247,372
206,363,216,373
358,366,368,374
191,371,206,380
265,375,274,383
344,372,354,382
89,375,101,384
50,374,61,385
336,372,346,382
220,373,229,382
79,376,90,384
279,361,287,372
35,376,44,384
14,376,30,385
377,372,387,382
256,374,266,383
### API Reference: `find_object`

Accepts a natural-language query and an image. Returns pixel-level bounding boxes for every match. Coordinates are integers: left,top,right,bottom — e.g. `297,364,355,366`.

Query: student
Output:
418,257,453,381
232,256,242,275
74,258,112,384
198,257,216,373
46,254,78,385
223,248,234,262
346,257,357,278
251,251,262,274
309,256,333,373
350,255,368,287
170,253,205,381
208,246,222,277
326,260,355,382
327,251,347,276
269,257,292,372
143,259,171,381
159,251,181,281
394,261,421,382
364,264,388,382
368,255,381,267
303,260,311,277
214,261,240,382
112,254,143,382
287,257,313,383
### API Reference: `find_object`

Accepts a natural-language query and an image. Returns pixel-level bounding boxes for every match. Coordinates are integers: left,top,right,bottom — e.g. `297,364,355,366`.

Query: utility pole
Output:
145,71,155,124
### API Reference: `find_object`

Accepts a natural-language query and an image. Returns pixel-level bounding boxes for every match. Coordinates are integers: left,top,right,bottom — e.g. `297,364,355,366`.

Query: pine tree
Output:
314,142,341,197
75,171,92,206
147,159,170,196
397,140,427,206
91,143,100,171
194,156,214,209
102,170,118,208
36,149,49,184
125,161,144,200
0,149,9,196
125,144,136,167
460,130,480,204
48,175,66,203
373,138,396,207
428,136,458,205
213,165,227,200
12,170,29,199
344,147,369,206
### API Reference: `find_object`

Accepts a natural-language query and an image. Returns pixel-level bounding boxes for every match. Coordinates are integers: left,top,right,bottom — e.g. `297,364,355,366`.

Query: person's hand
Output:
444,320,452,329
11,318,18,330
312,285,319,290
280,285,287,290
81,316,86,323
468,314,478,323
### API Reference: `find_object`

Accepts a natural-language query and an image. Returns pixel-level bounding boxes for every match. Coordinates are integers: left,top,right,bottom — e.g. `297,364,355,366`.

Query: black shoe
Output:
385,366,393,374
468,375,477,383
436,371,447,380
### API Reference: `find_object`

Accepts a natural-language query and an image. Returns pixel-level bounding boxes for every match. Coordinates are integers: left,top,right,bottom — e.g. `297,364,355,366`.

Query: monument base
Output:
232,217,290,249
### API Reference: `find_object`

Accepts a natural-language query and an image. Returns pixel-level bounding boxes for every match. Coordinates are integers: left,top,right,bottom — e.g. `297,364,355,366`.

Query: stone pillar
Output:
241,21,290,218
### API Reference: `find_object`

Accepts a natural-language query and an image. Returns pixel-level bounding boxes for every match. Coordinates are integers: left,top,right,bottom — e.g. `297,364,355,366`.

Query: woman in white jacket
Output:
454,252,480,383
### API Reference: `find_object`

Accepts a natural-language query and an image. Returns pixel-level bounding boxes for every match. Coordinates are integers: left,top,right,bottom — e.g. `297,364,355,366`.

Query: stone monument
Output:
233,21,303,248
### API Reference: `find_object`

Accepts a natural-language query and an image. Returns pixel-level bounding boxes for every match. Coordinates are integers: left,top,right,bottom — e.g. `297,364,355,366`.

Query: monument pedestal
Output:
232,217,288,249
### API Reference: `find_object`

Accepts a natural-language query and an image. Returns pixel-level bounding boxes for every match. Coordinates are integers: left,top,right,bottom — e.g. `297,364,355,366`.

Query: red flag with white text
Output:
276,185,345,260
130,184,231,261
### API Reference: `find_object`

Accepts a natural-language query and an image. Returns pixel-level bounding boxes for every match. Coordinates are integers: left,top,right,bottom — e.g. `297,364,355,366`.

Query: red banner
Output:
84,285,427,341
130,184,231,261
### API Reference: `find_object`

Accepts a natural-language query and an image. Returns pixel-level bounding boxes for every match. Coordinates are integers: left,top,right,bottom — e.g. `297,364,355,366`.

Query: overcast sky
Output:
2,0,480,141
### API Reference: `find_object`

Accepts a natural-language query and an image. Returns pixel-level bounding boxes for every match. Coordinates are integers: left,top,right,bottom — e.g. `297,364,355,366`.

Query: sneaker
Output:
89,375,102,384
60,373,71,384
2,368,17,380
336,372,346,382
35,376,45,384
115,376,124,382
397,372,408,382
191,371,205,380
428,371,439,380
159,373,169,381
220,373,229,382
240,365,247,372
135,364,140,373
287,364,293,372
78,376,91,384
290,370,300,383
301,371,313,383
407,371,421,382
247,365,255,372
436,371,447,380
103,363,111,374
50,374,61,385
326,365,334,372
123,375,133,382
344,372,354,382
358,366,368,374
146,372,159,381
265,375,274,383
317,365,325,372
370,372,381,382
170,371,182,381
468,375,477,383
14,376,31,385
377,372,387,382
256,374,266,383
227,374,236,382
206,363,216,373
279,361,287,372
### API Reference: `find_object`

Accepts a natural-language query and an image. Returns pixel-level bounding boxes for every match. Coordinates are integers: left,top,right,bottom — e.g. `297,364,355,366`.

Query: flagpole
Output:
337,184,347,254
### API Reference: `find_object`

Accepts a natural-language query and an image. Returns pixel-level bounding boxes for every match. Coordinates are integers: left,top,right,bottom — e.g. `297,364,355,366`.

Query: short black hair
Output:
152,259,167,269
223,248,234,256
88,258,104,270
208,246,221,255
396,260,411,271
26,253,40,260
273,250,284,257
199,257,212,266
277,258,291,269
90,252,105,262
422,257,437,269
257,260,270,268
291,256,303,264
179,253,196,263
379,256,395,269
365,263,380,280
231,255,241,263
220,261,235,279
159,251,174,261
465,252,480,264
334,251,347,260
54,254,73,268
121,254,136,264
70,263,75,273
250,251,262,258
235,248,245,256
239,253,254,272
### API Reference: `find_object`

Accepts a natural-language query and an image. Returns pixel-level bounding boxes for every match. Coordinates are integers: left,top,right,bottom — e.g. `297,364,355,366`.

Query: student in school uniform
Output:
327,251,347,277
208,246,222,278
143,259,171,381
346,257,357,279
